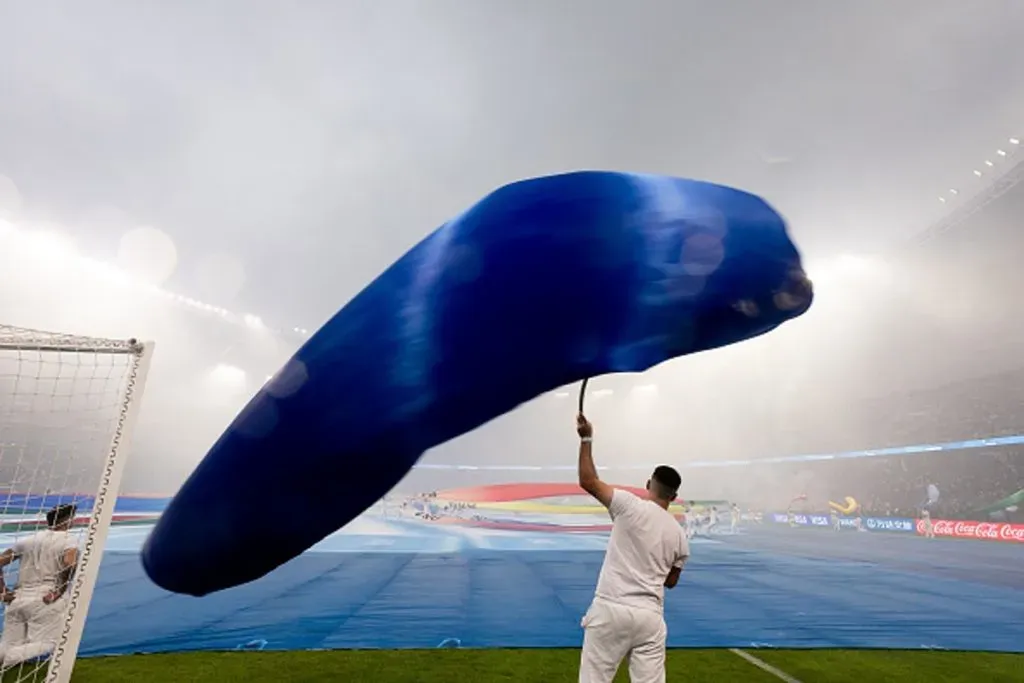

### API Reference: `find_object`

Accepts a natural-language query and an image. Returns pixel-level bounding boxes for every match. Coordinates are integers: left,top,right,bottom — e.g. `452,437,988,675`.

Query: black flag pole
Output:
578,378,590,414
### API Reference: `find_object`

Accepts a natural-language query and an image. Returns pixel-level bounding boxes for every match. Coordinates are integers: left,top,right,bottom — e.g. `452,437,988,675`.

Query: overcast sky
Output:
2,0,1023,332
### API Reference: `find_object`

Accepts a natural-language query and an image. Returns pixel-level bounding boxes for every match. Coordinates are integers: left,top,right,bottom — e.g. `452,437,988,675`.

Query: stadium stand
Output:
726,158,1024,523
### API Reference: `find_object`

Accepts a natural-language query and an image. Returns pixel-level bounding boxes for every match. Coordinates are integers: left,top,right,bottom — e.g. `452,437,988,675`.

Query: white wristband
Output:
580,437,593,443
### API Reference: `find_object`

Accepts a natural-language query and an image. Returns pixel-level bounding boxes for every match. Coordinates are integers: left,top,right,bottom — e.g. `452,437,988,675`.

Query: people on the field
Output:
0,503,80,666
574,414,689,683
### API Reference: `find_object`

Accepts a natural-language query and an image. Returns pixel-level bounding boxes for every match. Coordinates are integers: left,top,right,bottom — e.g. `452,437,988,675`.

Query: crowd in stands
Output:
735,445,1024,523
863,448,1024,521
855,369,1024,449
764,366,1024,458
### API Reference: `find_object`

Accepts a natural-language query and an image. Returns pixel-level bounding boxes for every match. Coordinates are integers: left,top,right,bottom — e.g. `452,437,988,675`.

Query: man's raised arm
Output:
577,414,614,508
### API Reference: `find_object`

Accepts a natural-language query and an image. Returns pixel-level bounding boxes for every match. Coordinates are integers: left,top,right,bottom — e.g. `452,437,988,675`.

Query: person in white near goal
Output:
0,503,80,666
575,414,690,683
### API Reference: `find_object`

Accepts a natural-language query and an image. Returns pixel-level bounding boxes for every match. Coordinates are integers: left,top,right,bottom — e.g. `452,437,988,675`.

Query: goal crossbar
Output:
0,325,143,355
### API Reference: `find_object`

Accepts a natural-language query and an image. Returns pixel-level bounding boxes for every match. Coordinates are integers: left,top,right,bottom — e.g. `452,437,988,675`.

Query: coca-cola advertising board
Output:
918,518,1024,543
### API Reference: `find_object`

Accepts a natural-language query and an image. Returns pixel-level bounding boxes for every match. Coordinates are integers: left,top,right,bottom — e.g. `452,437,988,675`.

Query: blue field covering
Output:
67,517,1024,655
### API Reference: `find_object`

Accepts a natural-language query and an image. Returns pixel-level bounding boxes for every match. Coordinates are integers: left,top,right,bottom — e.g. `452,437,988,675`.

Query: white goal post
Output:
0,325,153,683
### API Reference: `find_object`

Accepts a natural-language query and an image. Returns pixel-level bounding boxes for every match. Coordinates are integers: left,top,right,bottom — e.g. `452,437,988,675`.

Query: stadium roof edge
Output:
910,156,1024,248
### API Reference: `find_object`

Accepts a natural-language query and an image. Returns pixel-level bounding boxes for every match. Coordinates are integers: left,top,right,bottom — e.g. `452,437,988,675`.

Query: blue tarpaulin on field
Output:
47,515,1024,655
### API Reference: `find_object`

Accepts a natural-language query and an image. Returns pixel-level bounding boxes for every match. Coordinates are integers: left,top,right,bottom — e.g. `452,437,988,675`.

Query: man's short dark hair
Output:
46,503,77,528
651,465,681,499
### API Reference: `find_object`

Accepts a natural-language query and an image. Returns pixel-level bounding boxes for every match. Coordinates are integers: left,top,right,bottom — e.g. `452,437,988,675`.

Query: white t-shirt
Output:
594,489,690,613
11,529,78,593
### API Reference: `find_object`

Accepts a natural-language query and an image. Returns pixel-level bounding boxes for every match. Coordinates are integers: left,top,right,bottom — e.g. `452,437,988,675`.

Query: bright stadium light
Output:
592,388,614,399
210,363,247,389
116,226,178,286
0,216,309,339
630,383,659,398
80,255,136,287
19,229,79,276
25,229,76,258
934,136,1022,209
836,254,869,270
243,314,264,329
808,253,893,297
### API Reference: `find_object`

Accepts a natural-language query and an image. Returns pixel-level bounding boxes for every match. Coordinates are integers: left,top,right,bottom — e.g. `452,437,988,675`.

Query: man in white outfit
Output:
575,414,689,683
0,503,80,666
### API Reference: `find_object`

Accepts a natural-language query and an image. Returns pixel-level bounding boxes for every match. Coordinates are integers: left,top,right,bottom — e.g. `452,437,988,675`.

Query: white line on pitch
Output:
729,648,803,683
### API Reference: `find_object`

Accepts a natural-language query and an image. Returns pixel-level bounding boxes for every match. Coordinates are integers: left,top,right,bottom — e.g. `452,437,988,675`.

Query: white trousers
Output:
0,590,68,666
579,598,667,683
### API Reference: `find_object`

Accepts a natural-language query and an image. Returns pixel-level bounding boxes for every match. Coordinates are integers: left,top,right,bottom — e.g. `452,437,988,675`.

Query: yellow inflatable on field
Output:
829,496,859,515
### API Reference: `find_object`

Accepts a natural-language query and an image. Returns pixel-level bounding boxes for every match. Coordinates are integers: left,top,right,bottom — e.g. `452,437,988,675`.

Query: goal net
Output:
0,325,152,683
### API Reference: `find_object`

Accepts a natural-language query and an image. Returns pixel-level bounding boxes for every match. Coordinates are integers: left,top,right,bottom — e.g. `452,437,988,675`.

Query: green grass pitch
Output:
45,649,1024,682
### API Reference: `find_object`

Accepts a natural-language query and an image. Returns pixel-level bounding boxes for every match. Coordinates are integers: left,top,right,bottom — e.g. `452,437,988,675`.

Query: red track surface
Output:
435,482,647,503
435,516,613,533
